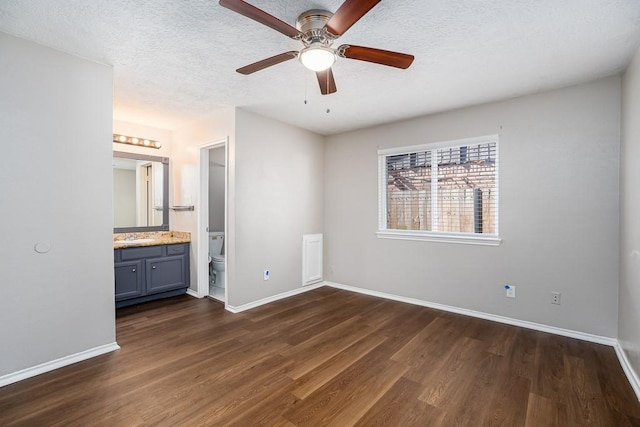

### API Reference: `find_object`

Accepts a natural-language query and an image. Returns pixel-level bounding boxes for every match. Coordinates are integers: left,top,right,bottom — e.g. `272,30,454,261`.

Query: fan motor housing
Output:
296,9,334,45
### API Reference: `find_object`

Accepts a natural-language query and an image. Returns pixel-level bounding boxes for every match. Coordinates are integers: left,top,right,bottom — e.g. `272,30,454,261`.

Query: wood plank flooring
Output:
1,287,639,426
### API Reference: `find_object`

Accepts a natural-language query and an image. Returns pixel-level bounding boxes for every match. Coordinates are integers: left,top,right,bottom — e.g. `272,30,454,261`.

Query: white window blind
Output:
378,136,500,245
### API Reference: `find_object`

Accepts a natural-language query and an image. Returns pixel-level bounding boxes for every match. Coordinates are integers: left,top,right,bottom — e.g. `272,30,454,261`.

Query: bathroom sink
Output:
119,238,157,245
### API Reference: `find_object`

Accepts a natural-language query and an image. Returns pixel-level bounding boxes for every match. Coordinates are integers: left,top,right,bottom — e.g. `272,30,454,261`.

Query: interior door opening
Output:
207,145,226,302
197,139,228,303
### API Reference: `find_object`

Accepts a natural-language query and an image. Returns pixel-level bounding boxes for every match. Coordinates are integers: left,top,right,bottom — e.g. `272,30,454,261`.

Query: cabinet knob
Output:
152,265,156,269
132,268,136,272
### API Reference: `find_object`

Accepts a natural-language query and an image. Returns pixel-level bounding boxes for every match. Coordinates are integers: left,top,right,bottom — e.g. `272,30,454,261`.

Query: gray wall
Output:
171,108,235,294
0,34,115,376
324,77,620,337
620,47,640,378
233,109,324,306
208,146,226,233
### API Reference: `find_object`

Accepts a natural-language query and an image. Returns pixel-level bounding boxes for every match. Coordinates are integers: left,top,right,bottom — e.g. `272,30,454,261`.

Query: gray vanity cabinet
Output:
114,260,144,300
146,256,186,294
114,243,190,308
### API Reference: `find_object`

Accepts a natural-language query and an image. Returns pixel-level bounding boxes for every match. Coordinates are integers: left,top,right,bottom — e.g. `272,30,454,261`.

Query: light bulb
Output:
299,45,335,72
113,134,160,149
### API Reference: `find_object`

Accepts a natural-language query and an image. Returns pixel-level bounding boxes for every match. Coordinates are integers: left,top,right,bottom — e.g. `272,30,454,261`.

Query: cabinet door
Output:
115,260,144,300
146,255,186,295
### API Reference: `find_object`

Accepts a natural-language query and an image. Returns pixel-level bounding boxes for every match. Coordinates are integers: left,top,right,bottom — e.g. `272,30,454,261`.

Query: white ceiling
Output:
2,0,640,135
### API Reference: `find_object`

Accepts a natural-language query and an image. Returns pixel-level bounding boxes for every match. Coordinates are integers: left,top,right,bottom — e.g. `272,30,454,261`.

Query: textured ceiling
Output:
2,0,640,135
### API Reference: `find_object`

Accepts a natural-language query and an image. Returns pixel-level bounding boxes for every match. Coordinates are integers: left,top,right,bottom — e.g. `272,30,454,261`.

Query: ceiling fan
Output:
218,0,415,95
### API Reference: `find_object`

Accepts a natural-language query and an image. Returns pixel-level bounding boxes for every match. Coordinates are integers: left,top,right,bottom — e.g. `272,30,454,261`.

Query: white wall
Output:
233,109,324,306
324,77,620,337
0,34,116,377
620,47,640,380
208,146,226,233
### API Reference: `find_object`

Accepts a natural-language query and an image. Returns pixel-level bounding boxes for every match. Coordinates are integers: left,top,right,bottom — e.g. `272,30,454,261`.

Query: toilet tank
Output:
208,232,224,256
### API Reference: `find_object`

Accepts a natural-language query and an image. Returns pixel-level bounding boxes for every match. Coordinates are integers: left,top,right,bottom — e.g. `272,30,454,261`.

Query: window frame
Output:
377,135,501,246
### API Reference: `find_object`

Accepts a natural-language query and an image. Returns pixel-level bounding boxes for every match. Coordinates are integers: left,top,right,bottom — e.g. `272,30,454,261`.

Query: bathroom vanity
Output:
112,151,191,308
114,232,191,308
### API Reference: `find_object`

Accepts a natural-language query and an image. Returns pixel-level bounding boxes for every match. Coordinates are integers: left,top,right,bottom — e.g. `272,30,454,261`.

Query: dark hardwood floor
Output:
1,287,639,426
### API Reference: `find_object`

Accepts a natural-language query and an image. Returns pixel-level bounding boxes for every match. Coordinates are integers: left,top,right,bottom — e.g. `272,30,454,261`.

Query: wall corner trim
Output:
225,282,325,313
0,342,120,388
614,342,640,402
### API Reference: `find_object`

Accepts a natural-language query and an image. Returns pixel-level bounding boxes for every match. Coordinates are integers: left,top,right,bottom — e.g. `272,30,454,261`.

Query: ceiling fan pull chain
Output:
304,69,309,105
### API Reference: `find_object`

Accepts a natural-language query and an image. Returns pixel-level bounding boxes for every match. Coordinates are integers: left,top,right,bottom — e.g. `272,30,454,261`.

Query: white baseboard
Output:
324,281,616,346
0,342,120,388
186,289,203,298
226,282,325,313
614,342,640,401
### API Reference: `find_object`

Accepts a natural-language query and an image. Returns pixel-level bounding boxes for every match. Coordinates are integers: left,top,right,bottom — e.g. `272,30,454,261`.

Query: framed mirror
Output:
113,151,169,233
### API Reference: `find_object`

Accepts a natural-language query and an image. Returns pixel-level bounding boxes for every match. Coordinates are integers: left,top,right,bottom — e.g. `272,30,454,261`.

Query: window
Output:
378,135,500,245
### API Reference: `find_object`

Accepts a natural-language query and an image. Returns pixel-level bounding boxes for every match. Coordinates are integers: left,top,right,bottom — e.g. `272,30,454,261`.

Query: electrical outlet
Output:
551,292,561,305
263,269,270,281
505,285,516,298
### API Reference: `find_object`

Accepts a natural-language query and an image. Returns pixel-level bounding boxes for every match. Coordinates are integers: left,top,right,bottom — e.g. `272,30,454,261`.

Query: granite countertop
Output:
113,231,191,249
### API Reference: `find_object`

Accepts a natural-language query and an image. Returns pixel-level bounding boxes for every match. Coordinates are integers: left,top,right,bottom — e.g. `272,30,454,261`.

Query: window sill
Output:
376,230,502,246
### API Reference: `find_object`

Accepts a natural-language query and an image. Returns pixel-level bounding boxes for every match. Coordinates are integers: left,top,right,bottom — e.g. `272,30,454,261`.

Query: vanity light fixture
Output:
113,134,162,149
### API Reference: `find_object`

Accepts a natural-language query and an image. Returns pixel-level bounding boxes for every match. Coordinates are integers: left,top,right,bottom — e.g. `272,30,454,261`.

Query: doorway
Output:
197,139,228,303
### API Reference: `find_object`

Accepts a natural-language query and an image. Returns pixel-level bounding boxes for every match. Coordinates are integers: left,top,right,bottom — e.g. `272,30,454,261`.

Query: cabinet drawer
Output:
121,245,163,261
166,244,186,255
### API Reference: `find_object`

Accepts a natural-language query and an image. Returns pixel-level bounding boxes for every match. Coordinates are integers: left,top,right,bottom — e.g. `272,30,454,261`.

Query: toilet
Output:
208,231,225,288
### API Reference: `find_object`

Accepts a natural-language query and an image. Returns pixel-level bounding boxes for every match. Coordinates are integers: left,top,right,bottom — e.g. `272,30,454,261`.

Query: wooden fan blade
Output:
316,68,337,95
325,0,381,37
236,51,298,75
339,45,414,69
219,0,303,39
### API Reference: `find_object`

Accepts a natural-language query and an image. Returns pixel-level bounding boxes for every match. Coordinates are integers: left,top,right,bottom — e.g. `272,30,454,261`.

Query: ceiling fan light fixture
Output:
219,1,414,95
299,45,336,72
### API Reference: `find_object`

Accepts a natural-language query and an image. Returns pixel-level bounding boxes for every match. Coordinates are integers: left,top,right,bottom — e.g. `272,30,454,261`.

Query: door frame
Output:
197,138,229,300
